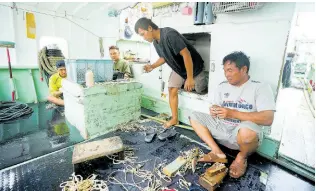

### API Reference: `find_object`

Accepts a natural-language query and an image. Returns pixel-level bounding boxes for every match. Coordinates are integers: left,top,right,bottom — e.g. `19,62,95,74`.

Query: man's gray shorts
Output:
168,71,207,93
190,111,263,150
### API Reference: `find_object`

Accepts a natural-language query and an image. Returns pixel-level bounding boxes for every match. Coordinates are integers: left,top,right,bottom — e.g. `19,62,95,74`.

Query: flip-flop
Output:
198,152,228,163
157,127,177,141
229,159,248,178
144,128,157,143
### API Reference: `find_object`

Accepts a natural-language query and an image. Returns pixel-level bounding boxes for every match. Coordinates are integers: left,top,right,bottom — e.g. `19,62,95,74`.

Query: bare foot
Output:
163,118,179,128
229,153,247,178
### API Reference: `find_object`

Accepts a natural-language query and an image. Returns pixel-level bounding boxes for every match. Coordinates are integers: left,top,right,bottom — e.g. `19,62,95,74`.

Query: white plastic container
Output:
85,70,94,87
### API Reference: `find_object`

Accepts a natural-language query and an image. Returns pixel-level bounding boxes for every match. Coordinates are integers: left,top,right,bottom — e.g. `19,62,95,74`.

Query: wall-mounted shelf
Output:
116,39,151,45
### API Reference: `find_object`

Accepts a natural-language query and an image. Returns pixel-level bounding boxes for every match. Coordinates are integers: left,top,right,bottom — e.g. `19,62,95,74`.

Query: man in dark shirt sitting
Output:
135,18,207,128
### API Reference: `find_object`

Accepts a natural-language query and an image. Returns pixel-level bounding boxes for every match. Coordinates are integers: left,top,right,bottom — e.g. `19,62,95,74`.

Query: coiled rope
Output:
0,101,33,123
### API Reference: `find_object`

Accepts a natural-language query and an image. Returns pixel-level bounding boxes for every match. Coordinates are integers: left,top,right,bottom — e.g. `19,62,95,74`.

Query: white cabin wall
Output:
209,21,291,96
0,3,17,66
0,3,296,96
0,4,120,67
147,3,295,104
13,7,44,67
135,2,296,116
209,3,295,98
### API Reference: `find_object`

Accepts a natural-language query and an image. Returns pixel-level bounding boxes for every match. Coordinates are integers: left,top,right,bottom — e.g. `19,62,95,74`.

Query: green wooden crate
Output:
63,80,143,139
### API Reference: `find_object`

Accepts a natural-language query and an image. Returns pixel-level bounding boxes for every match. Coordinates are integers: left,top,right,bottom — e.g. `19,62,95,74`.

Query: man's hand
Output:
124,73,130,79
143,64,153,73
210,105,220,118
184,78,195,92
216,107,234,119
52,91,62,97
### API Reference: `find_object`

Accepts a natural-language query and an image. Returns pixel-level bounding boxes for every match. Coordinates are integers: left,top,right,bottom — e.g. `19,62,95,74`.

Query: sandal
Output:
229,159,248,178
157,127,177,141
198,152,228,163
144,128,157,143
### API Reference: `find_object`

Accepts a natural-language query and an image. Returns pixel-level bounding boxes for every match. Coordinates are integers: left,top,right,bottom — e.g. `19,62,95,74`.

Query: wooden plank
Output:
72,136,124,164
162,156,187,177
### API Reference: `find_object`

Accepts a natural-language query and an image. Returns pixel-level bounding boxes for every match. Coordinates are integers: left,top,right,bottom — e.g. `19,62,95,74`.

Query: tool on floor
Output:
199,163,228,191
0,41,16,101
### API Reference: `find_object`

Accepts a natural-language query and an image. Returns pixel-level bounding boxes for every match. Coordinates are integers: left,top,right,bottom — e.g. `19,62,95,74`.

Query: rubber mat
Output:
0,120,267,191
0,103,84,170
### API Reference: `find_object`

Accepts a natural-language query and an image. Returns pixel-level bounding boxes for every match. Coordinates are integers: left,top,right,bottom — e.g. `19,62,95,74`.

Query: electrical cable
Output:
117,3,140,15
0,3,86,20
0,101,33,123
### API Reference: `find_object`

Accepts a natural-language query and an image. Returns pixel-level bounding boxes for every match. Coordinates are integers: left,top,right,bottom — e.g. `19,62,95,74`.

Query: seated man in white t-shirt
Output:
189,51,276,179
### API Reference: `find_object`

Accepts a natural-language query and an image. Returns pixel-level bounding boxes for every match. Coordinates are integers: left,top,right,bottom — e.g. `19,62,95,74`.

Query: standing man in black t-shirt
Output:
135,18,207,128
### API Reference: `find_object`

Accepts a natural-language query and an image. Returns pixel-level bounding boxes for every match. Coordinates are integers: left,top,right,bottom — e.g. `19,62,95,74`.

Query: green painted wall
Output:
0,67,48,103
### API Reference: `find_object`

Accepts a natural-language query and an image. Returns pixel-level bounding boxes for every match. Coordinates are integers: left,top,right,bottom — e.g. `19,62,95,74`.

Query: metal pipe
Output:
6,47,15,101
6,48,12,78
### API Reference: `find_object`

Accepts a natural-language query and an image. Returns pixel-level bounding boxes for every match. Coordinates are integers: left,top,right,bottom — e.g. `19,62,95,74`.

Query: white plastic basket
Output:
65,59,113,84
212,2,264,14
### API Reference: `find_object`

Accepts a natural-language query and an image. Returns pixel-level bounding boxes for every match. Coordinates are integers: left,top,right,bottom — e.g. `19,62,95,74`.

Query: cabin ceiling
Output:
15,2,137,19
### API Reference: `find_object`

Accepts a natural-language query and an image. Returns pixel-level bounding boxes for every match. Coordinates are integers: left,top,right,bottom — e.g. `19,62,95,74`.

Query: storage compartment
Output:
182,33,211,72
65,59,114,84
182,32,211,94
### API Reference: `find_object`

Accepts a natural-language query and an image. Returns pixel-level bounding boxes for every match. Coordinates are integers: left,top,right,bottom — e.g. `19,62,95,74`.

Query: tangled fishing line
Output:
105,147,170,191
115,119,151,132
60,173,109,191
59,134,205,190
178,147,205,175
